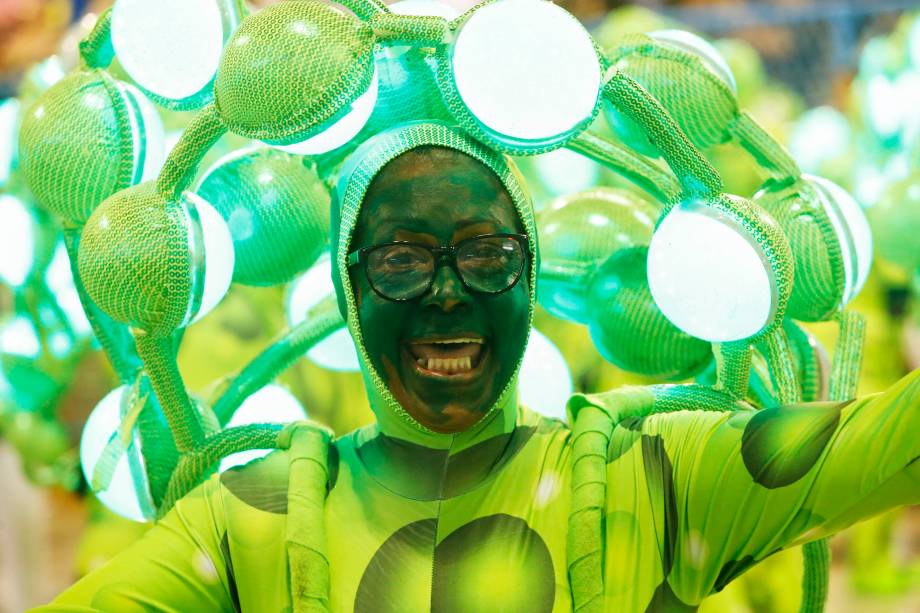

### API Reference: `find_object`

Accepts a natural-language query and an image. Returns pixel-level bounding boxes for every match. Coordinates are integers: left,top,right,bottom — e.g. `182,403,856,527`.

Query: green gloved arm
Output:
29,474,235,612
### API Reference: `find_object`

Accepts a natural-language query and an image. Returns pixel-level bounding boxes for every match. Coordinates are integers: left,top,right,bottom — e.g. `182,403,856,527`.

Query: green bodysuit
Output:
34,124,920,612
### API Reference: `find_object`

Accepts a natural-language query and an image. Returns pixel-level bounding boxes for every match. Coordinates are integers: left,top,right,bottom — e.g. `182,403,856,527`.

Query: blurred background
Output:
1,0,920,611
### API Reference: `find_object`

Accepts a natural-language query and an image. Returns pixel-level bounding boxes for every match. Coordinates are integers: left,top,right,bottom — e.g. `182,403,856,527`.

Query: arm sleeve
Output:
600,368,920,610
29,474,236,613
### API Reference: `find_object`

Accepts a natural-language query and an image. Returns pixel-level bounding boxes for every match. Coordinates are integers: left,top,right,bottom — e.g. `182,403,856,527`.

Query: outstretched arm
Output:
589,368,920,610
29,474,235,613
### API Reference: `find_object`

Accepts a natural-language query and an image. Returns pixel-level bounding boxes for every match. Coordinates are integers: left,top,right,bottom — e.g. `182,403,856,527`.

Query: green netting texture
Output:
78,182,195,335
566,131,681,203
214,0,375,142
713,341,754,399
337,0,389,21
19,70,135,224
801,539,831,613
607,34,738,150
330,122,538,436
755,179,844,323
604,71,722,200
157,103,227,200
368,13,448,45
196,147,330,286
726,112,801,181
78,8,114,70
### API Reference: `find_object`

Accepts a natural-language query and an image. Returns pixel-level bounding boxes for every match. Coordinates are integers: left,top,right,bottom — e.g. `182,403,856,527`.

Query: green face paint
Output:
350,147,530,433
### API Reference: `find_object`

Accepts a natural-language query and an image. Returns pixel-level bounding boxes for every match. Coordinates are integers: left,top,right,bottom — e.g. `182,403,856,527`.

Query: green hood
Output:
330,122,539,451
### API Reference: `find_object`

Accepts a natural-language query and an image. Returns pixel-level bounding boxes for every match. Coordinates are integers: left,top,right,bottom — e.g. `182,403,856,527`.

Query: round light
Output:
269,68,379,155
649,29,737,93
189,193,235,323
788,106,851,173
286,253,360,371
80,385,155,522
219,384,308,472
648,201,775,342
452,0,600,143
0,316,41,358
112,0,227,102
519,329,571,421
0,195,36,287
531,148,600,199
806,175,873,304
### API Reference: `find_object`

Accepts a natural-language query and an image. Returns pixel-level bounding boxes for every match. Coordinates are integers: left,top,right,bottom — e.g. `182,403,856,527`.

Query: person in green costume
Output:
34,123,920,612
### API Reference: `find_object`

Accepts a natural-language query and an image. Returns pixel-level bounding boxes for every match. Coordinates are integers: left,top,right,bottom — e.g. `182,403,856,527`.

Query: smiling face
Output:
349,146,530,434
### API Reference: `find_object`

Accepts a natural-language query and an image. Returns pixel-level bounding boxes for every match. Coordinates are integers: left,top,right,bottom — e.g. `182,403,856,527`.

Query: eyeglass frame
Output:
346,233,531,303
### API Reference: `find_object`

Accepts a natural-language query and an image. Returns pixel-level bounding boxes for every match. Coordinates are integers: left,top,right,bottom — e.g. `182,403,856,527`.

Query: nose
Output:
421,262,472,312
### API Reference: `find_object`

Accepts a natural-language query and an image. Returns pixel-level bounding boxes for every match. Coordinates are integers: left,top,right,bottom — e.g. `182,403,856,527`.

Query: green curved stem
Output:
156,103,227,200
133,331,204,453
567,131,681,203
213,295,345,426
829,310,865,401
78,8,114,70
62,226,141,382
760,326,800,406
369,14,448,45
713,341,752,400
727,112,801,182
338,0,389,21
603,71,723,204
449,0,494,28
158,423,284,516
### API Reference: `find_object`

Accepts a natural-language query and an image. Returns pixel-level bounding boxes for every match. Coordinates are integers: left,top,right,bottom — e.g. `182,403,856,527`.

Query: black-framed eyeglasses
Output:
347,233,530,302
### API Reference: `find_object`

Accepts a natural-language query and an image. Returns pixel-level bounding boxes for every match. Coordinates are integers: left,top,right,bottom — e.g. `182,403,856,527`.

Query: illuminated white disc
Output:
452,0,600,142
286,253,360,371
112,0,226,101
271,69,379,155
219,384,307,472
520,329,571,421
0,98,19,186
532,148,600,198
648,201,774,342
390,0,459,18
789,106,850,173
649,29,737,93
805,174,873,305
0,195,35,287
80,385,154,522
188,193,235,322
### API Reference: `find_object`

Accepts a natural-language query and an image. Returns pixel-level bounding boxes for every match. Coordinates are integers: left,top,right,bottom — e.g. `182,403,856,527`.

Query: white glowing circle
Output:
188,193,235,322
0,98,19,186
286,253,360,371
532,148,600,197
0,195,35,286
452,0,600,143
805,174,873,304
648,201,774,342
520,329,571,421
390,0,460,18
649,29,737,93
789,106,851,173
80,385,153,522
112,0,226,101
44,242,91,336
219,384,308,472
271,69,379,155
0,316,41,357
865,75,900,139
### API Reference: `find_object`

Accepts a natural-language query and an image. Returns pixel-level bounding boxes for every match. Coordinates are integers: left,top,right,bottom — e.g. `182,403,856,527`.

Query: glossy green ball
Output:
587,247,712,379
537,187,658,324
868,172,920,274
197,148,328,286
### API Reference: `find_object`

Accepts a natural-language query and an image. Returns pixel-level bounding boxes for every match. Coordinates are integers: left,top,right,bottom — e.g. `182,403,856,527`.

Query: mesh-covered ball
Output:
587,247,711,379
214,0,375,144
18,71,137,224
78,182,232,335
536,187,658,323
606,34,737,151
197,147,329,286
868,172,920,275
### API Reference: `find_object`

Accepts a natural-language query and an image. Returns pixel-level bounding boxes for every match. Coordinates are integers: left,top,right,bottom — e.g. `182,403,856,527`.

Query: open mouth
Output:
403,335,488,379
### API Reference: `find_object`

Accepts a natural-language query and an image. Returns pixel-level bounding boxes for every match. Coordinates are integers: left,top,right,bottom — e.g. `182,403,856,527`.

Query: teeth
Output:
423,357,474,373
427,338,484,345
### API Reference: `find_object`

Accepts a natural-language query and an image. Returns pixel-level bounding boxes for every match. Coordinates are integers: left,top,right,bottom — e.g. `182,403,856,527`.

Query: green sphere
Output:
586,247,712,379
78,182,196,336
215,0,375,143
537,187,658,323
197,148,329,286
18,70,137,224
868,173,920,275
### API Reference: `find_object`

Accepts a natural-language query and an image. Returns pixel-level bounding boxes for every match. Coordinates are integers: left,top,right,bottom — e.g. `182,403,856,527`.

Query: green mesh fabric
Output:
726,112,800,181
157,103,227,199
196,147,330,286
214,1,376,143
78,7,113,70
755,179,845,322
607,34,737,150
368,13,448,45
78,182,195,336
329,121,538,443
18,70,136,225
